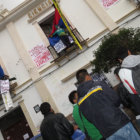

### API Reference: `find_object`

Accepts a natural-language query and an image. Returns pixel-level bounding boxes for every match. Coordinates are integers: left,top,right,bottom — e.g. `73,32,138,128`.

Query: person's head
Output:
40,102,52,116
116,47,131,63
68,90,78,104
76,69,92,84
114,67,121,81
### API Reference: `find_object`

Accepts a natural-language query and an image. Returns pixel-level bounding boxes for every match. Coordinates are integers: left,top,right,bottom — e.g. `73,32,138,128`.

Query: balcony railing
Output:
48,28,89,63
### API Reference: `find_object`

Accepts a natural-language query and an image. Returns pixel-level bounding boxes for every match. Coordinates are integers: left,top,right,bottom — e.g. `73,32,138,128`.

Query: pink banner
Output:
101,0,119,8
29,43,52,68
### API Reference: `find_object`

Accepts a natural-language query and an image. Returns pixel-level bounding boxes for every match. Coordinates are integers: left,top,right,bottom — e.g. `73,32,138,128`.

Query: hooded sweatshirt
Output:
121,55,140,68
119,55,140,94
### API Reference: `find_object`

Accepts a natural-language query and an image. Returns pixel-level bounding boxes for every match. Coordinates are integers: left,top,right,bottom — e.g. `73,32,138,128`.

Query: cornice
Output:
0,0,44,30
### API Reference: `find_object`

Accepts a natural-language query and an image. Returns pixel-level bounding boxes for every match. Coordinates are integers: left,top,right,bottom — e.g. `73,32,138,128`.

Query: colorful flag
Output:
48,9,68,53
50,9,66,36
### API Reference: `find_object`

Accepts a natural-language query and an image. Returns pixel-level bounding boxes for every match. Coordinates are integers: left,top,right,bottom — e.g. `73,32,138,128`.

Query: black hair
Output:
114,67,121,76
76,69,89,84
40,102,51,116
68,90,77,104
116,47,128,60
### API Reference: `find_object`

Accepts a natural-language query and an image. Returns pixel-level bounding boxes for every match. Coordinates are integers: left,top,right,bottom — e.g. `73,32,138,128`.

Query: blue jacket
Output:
0,66,4,79
77,80,129,138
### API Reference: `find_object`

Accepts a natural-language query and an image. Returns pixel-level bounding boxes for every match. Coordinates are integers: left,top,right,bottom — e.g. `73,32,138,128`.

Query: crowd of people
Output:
40,47,140,140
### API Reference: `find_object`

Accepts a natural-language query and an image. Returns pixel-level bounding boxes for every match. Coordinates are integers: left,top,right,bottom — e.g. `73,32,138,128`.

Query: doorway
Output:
0,106,33,140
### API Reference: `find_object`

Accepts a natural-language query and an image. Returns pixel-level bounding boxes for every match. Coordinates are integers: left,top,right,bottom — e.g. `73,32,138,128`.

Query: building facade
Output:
0,0,139,139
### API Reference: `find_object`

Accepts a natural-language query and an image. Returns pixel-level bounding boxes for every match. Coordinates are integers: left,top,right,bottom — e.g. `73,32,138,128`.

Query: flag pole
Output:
52,0,83,50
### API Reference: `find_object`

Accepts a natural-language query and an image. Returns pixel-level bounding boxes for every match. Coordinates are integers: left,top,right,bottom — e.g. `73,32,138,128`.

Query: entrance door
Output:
0,107,33,140
2,119,33,140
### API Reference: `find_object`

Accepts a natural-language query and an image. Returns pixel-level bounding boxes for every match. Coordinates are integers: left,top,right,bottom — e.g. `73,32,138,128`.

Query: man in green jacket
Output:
68,91,104,140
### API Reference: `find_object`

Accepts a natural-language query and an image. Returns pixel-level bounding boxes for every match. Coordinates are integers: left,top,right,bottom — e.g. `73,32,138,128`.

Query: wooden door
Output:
1,119,33,140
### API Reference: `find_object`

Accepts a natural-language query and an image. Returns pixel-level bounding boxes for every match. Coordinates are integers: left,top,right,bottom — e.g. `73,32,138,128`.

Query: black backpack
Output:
122,64,140,94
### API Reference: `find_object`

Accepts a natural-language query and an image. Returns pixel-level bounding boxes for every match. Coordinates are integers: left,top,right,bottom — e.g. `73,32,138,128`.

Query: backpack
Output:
122,64,140,94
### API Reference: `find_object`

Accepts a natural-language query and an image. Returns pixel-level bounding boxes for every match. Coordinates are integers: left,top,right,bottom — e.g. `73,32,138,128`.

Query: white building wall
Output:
20,86,43,129
0,29,30,85
122,11,140,28
60,0,106,39
106,0,136,22
15,15,44,51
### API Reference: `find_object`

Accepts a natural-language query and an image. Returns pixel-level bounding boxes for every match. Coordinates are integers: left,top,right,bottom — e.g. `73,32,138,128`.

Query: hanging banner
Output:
2,92,14,111
0,80,13,110
29,43,53,68
100,0,120,9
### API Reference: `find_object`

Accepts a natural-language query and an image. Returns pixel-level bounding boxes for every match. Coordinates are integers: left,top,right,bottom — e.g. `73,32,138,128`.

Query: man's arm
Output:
58,113,74,136
73,105,85,132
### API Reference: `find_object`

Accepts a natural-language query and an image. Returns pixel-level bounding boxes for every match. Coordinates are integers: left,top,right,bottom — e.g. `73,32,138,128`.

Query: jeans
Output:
106,122,140,140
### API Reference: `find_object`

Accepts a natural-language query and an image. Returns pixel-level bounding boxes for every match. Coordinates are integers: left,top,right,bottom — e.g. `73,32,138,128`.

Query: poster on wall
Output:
29,43,53,68
100,0,120,9
0,80,10,94
0,80,14,110
1,92,14,111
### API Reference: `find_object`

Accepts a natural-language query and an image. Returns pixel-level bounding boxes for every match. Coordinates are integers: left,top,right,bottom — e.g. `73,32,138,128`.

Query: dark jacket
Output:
117,83,140,115
77,80,129,138
116,83,132,108
40,112,74,140
73,104,103,140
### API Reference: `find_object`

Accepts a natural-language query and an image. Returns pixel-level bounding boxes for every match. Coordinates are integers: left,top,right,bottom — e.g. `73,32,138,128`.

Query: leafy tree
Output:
91,28,140,73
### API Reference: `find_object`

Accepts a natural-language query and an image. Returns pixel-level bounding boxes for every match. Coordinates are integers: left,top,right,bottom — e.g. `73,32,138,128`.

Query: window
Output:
39,13,54,37
39,10,88,63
